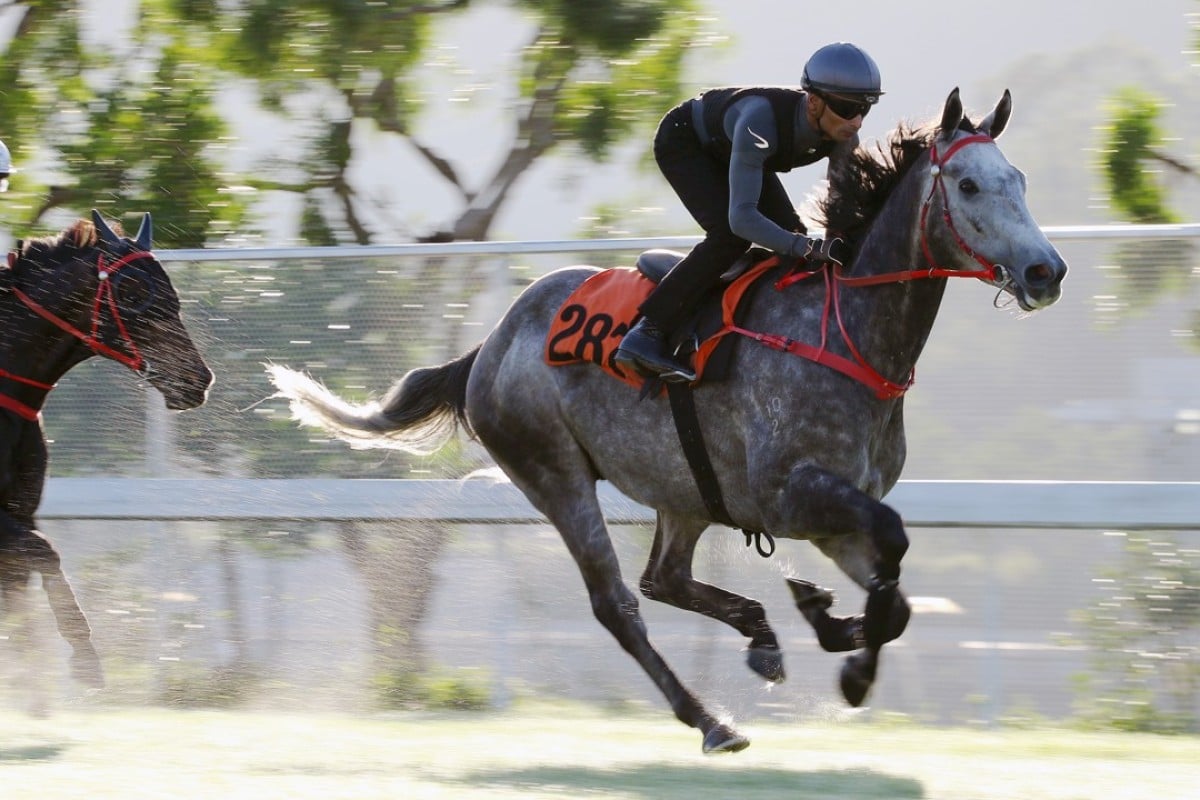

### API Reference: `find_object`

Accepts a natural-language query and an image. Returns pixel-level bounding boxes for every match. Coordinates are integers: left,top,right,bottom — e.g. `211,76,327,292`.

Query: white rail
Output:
157,223,1200,263
40,478,1200,530
123,226,1198,533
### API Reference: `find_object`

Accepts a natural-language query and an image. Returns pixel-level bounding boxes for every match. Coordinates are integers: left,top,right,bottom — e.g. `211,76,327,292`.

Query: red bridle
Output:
728,133,1004,400
1,249,154,420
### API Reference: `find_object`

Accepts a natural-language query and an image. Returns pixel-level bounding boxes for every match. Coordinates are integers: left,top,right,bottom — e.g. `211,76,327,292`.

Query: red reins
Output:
1,249,154,420
728,133,1001,400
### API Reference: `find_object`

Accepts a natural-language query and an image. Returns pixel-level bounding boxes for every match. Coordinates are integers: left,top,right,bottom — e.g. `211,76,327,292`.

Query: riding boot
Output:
614,317,696,383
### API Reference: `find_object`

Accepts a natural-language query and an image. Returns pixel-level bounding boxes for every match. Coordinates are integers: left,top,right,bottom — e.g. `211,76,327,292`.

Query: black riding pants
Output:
640,101,802,332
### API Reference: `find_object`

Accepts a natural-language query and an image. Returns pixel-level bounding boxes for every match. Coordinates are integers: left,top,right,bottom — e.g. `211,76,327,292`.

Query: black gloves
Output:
789,235,851,267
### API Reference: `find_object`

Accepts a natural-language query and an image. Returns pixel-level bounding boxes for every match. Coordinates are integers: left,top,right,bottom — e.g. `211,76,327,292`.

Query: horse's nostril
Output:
1024,263,1054,285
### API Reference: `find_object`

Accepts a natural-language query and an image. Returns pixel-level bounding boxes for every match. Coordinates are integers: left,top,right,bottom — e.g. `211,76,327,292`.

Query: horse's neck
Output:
840,168,948,380
0,292,93,386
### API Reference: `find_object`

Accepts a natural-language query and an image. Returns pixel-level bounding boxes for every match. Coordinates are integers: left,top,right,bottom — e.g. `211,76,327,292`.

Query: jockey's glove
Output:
789,235,851,267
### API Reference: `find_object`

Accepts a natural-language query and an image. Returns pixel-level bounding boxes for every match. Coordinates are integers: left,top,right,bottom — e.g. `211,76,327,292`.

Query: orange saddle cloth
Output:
544,259,779,390
544,267,649,389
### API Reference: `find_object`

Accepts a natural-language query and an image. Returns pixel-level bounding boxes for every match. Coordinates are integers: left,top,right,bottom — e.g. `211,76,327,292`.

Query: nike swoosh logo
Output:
747,126,770,150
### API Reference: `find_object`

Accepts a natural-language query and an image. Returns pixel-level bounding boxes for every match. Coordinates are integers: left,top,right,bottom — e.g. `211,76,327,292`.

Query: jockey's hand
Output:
803,236,851,267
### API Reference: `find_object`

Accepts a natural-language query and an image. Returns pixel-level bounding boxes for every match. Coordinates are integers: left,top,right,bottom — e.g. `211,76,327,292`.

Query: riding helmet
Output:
801,42,884,103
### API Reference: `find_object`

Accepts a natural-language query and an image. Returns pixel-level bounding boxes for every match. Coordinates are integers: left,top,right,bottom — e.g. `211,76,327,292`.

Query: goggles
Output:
820,92,875,120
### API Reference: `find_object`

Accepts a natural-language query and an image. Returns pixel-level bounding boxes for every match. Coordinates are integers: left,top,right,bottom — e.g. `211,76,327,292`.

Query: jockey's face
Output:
812,95,865,141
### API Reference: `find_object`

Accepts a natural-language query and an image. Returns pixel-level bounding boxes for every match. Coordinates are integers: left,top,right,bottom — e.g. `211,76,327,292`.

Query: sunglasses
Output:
820,93,874,120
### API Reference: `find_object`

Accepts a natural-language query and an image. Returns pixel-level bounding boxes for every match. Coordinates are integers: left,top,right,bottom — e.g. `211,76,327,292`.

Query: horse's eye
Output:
958,178,979,195
112,267,157,313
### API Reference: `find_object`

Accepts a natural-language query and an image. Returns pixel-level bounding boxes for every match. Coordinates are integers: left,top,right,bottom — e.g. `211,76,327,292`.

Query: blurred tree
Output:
1097,81,1197,317
0,0,709,709
1101,87,1184,225
211,0,702,244
1096,87,1196,314
1083,26,1200,729
0,1,247,244
1073,533,1199,733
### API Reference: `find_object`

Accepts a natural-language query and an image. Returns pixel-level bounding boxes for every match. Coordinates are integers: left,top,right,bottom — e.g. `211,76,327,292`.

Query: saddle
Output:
544,247,780,390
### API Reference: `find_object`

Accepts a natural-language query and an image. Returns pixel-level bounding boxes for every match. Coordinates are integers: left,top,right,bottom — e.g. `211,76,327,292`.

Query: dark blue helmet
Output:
801,42,883,104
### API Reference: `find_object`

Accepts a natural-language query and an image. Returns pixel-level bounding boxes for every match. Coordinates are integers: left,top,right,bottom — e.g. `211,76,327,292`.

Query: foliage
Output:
373,666,492,711
158,664,261,708
5,0,705,473
206,0,702,242
0,1,247,244
1072,532,1200,733
1099,88,1179,224
1096,87,1198,334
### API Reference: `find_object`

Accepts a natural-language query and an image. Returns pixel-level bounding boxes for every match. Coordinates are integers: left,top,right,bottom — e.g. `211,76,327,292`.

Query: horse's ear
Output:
135,212,153,251
91,209,122,247
978,89,1013,139
939,88,963,138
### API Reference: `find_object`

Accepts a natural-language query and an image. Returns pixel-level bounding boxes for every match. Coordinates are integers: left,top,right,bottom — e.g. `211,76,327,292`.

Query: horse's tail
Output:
265,344,479,455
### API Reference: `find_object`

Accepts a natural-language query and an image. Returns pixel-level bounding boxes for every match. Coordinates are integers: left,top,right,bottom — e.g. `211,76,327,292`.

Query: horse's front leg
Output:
785,575,910,653
0,561,50,716
0,513,103,688
30,531,104,688
775,464,909,707
639,512,785,683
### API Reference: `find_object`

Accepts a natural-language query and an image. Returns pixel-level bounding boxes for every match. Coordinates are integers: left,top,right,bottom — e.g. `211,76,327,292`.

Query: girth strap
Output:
666,382,775,557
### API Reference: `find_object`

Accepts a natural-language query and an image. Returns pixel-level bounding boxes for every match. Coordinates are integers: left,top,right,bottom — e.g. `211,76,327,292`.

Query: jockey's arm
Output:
723,97,810,258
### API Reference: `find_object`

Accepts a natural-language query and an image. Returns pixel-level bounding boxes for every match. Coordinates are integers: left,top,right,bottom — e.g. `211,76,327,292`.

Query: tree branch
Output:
349,81,473,202
1148,148,1198,177
383,0,470,21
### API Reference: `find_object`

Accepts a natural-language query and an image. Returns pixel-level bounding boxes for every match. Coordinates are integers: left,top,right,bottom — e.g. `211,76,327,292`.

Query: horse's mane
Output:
813,117,979,246
3,220,111,279
20,220,104,256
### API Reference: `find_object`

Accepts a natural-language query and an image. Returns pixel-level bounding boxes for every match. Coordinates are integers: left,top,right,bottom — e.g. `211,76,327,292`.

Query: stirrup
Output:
617,351,694,383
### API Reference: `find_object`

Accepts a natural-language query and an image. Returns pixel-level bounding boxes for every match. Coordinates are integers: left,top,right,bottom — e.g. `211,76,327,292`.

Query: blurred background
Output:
0,0,1196,735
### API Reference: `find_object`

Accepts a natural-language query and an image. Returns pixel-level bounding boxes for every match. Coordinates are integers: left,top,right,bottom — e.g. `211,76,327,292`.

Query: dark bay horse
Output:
0,211,213,691
269,89,1067,752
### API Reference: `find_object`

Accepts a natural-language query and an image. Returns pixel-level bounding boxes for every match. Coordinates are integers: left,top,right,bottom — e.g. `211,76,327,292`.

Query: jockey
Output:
0,140,12,192
614,42,884,383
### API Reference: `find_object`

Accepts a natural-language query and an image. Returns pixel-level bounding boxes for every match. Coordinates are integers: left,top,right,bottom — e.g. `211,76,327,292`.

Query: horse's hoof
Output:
71,649,105,689
786,578,834,611
839,653,876,708
746,645,785,683
702,723,750,754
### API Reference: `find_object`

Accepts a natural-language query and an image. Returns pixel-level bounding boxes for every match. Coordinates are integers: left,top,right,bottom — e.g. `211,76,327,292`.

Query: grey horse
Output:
268,89,1067,753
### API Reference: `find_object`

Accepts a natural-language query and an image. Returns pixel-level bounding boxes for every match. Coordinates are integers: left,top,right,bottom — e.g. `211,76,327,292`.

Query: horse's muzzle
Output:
1007,254,1068,311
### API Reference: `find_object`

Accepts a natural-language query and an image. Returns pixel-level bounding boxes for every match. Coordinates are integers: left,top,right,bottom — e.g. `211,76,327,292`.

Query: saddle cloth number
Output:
544,267,651,389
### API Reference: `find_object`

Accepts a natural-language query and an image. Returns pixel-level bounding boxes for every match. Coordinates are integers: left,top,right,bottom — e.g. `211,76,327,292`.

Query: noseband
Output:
1,249,155,420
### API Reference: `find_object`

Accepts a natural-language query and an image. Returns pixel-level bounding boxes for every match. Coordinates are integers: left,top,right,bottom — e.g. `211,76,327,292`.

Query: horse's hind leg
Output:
640,512,784,682
493,453,747,752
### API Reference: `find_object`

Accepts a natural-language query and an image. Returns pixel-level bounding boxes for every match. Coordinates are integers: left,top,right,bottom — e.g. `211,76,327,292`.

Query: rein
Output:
729,133,1002,400
1,249,153,420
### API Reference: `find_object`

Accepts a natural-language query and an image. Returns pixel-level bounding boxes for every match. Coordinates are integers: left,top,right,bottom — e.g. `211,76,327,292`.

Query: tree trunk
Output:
339,520,447,692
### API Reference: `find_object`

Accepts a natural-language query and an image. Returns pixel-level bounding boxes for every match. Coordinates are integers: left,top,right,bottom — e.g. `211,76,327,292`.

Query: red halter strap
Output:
729,133,1001,400
11,249,152,372
1,249,153,420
